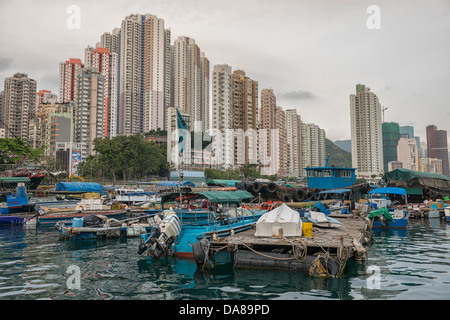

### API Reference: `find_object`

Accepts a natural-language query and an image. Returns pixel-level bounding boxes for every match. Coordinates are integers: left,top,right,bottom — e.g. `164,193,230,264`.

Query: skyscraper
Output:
142,14,169,132
285,109,302,176
118,14,142,135
2,73,37,141
58,58,83,103
232,70,258,165
172,36,210,132
397,136,419,171
350,84,384,178
427,125,449,177
91,48,111,138
74,67,105,159
276,106,287,176
211,64,233,168
301,123,326,176
259,89,278,174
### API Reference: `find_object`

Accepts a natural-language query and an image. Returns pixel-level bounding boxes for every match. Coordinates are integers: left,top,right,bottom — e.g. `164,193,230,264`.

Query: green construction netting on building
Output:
198,190,254,204
382,122,400,172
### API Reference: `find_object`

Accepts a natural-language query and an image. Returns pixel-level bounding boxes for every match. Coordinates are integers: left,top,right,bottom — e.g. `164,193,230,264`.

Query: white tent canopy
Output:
255,203,302,238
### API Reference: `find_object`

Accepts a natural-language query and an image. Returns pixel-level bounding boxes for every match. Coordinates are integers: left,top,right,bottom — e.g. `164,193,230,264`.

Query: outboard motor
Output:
138,210,181,258
137,226,160,255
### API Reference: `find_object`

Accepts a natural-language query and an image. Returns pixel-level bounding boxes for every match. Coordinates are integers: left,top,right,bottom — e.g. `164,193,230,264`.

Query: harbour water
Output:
0,218,449,300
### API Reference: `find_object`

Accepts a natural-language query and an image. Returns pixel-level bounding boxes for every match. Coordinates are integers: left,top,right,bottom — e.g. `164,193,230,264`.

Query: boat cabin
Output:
305,166,356,189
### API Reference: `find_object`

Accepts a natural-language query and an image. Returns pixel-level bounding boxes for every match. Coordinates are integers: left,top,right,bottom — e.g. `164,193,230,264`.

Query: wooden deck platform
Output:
204,216,373,277
210,216,371,251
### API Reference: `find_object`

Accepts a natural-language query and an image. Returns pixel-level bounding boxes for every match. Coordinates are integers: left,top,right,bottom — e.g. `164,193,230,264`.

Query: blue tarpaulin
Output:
369,187,407,196
55,182,103,193
157,181,195,187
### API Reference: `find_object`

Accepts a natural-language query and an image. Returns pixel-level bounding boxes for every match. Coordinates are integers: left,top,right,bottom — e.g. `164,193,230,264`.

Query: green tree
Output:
0,137,44,165
76,134,169,183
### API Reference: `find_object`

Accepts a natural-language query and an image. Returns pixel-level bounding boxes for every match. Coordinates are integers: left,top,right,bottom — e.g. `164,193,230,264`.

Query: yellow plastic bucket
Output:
302,222,313,237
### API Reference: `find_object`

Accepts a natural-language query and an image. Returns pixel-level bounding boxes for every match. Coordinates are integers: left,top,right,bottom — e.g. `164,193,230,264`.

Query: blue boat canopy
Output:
55,182,103,193
369,187,407,196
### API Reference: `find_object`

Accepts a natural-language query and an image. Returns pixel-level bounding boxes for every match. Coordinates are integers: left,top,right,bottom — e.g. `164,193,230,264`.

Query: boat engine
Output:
138,210,181,258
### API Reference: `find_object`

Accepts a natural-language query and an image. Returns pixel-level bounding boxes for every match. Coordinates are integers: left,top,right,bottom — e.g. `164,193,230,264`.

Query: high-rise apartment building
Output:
397,136,419,171
350,84,384,178
89,48,110,138
426,125,449,177
36,90,57,110
259,89,278,175
116,14,171,135
301,123,326,176
0,91,4,129
285,109,302,177
172,36,210,132
2,73,37,141
211,64,233,168
232,70,258,165
97,28,120,54
276,106,287,176
142,14,169,132
118,14,142,136
74,67,105,159
58,58,83,103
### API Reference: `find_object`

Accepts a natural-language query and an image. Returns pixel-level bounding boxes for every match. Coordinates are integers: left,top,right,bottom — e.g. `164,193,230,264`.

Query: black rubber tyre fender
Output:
252,182,263,193
293,188,306,202
192,241,206,266
282,194,291,202
266,182,277,193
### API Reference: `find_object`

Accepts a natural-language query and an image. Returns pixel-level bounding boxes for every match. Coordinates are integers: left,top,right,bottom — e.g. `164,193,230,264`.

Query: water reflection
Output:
1,219,449,300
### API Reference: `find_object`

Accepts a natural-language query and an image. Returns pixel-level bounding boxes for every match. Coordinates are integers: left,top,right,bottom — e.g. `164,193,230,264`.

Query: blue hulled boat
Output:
137,190,265,258
367,187,411,229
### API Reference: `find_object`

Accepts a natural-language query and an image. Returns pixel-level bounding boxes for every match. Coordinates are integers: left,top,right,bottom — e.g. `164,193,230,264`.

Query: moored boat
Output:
366,187,411,229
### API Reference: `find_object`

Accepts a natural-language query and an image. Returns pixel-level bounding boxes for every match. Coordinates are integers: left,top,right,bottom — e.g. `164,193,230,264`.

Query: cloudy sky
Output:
1,0,449,145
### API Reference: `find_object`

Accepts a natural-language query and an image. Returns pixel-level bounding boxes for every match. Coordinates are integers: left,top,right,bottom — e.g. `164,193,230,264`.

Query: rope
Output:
200,237,211,267
237,237,308,263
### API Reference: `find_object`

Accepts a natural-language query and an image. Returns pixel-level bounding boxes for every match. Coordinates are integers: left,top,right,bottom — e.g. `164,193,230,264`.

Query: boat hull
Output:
38,210,127,226
58,225,153,240
0,216,25,226
372,212,410,229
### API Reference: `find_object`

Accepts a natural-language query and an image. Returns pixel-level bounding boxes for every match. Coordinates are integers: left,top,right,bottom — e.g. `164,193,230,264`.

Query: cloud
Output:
0,57,14,71
279,90,316,101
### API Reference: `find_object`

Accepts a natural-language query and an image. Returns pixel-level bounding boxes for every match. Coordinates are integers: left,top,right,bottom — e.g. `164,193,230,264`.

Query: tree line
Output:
77,135,169,183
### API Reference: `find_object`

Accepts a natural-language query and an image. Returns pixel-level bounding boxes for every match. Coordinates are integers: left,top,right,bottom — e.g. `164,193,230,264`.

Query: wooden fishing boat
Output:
36,209,127,227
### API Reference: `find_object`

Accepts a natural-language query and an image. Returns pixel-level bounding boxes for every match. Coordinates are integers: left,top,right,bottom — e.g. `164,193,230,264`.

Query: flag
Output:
177,108,187,155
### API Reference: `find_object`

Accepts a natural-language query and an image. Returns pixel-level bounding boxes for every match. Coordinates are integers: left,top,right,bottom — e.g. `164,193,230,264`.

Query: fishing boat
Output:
0,184,36,215
0,167,45,190
35,208,127,227
113,188,161,205
0,215,26,226
137,190,265,258
366,187,411,229
57,213,159,240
